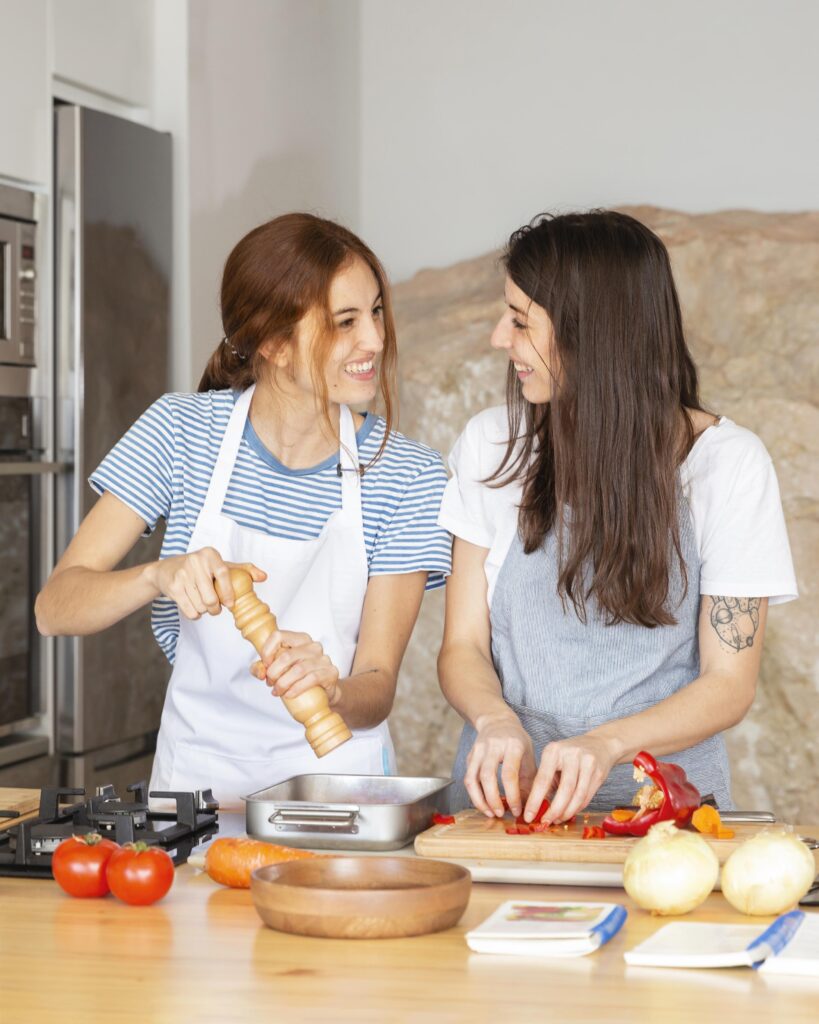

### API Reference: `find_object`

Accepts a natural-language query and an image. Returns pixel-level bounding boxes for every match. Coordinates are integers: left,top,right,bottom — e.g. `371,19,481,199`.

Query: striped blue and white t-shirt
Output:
90,389,452,663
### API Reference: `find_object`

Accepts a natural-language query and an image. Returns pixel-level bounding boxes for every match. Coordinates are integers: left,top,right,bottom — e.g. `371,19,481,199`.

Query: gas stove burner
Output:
0,781,219,878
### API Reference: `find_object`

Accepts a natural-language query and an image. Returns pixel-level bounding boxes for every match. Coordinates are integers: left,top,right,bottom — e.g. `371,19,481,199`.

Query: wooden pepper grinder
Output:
215,567,352,758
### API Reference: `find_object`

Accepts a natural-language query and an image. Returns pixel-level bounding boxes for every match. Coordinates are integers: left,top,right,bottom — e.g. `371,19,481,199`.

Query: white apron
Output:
150,385,395,808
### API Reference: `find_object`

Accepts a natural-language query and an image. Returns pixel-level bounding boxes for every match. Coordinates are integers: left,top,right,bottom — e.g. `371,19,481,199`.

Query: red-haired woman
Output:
37,214,450,806
438,211,797,824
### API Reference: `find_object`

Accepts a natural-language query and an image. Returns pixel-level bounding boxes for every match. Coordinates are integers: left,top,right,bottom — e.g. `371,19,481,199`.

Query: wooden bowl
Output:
250,856,471,939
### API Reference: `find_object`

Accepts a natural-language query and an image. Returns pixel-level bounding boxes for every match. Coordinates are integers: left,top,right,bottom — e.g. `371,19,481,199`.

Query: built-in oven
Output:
0,375,54,777
0,184,37,366
0,184,52,782
0,395,43,730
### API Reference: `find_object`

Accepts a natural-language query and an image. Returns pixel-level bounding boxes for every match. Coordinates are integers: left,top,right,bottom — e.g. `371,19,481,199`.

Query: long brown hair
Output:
199,213,397,458
490,210,706,627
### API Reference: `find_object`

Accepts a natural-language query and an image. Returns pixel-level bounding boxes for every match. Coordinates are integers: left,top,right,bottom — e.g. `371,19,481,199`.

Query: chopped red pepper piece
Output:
582,825,606,840
513,798,551,827
432,813,455,826
601,751,701,837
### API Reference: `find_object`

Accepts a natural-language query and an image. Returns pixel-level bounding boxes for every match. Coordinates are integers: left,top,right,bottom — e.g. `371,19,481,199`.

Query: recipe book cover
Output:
623,911,807,971
466,901,627,957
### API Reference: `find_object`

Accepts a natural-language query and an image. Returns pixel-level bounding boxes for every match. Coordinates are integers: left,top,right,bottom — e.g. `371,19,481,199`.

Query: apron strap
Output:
338,404,363,519
202,385,256,517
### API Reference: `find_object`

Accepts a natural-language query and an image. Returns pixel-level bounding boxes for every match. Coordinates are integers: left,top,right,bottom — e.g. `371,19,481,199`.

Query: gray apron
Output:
448,497,733,812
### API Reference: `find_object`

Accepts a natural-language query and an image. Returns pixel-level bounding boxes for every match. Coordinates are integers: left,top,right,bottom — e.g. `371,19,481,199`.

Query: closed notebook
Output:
624,910,805,970
758,912,819,977
466,900,627,958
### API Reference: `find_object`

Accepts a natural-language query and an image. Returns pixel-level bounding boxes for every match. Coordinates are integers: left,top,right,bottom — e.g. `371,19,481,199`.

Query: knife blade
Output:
699,794,776,823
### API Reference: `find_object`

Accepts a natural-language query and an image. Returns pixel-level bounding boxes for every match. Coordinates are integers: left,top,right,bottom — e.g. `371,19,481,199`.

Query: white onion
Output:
721,830,816,916
623,820,719,915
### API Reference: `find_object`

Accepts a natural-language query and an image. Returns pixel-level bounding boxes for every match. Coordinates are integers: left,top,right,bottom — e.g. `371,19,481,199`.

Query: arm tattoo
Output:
709,597,761,651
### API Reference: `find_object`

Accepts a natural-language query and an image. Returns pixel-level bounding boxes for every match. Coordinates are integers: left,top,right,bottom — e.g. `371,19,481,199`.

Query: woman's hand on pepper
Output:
523,734,620,825
151,548,266,620
464,713,536,819
251,631,342,706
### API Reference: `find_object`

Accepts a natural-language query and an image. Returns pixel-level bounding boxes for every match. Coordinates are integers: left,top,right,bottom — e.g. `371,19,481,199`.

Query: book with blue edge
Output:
466,900,627,957
624,910,811,970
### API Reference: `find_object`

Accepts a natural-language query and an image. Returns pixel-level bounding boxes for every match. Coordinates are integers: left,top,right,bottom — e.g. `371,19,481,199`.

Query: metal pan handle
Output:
269,802,360,833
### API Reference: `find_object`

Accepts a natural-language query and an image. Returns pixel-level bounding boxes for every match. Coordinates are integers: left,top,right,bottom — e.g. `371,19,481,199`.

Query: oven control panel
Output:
17,223,36,364
0,183,39,368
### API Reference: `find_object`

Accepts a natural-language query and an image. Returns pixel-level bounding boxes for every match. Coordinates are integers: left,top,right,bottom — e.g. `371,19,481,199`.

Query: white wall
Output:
359,0,819,281
185,0,361,385
152,0,190,392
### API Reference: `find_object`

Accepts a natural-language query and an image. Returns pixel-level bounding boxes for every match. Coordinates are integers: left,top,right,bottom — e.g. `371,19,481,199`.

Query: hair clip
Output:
222,336,246,361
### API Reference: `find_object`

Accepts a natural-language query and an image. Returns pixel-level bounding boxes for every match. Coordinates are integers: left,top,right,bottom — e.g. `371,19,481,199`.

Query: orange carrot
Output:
691,805,722,835
204,837,322,889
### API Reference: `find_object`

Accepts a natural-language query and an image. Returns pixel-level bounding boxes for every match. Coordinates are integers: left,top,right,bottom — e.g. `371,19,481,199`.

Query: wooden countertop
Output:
2,850,817,1024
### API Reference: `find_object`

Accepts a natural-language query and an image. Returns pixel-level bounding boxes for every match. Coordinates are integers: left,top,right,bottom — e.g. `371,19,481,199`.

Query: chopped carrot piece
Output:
610,808,637,822
716,827,735,840
691,805,722,835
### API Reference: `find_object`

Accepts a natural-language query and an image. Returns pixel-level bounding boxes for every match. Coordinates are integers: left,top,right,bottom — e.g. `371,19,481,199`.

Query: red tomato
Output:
106,842,175,906
51,833,120,898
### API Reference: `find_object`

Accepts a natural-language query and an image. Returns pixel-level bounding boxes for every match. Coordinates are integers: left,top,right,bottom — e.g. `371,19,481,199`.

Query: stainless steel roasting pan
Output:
244,774,452,851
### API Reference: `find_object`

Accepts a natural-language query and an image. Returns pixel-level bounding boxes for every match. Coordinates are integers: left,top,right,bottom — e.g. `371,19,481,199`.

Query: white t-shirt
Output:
438,406,799,608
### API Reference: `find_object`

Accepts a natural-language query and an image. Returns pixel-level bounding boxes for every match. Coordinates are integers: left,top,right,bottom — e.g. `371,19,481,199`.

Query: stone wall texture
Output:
387,207,819,824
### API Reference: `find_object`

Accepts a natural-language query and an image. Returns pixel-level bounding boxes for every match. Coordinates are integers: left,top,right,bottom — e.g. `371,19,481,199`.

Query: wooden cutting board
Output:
0,789,41,831
414,810,819,866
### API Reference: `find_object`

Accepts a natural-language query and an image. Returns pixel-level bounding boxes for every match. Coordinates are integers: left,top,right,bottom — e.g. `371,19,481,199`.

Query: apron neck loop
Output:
203,386,362,518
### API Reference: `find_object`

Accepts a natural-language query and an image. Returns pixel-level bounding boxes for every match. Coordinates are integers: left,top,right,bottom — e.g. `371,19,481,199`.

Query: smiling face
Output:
276,256,386,408
491,276,558,404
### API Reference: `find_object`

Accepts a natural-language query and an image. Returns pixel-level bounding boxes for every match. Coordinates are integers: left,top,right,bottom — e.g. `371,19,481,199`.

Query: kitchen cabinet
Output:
50,0,154,110
0,1,156,184
0,1,49,185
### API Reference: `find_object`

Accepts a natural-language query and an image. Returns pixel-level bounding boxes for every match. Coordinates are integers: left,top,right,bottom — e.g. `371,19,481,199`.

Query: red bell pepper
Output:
515,798,550,826
601,751,701,837
582,825,606,840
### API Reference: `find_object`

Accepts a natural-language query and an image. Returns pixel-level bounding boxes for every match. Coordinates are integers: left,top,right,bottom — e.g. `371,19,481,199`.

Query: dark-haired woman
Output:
438,210,797,824
36,214,450,806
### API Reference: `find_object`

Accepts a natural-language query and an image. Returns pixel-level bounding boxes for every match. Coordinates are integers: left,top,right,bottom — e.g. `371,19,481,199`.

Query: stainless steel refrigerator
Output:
54,104,172,792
